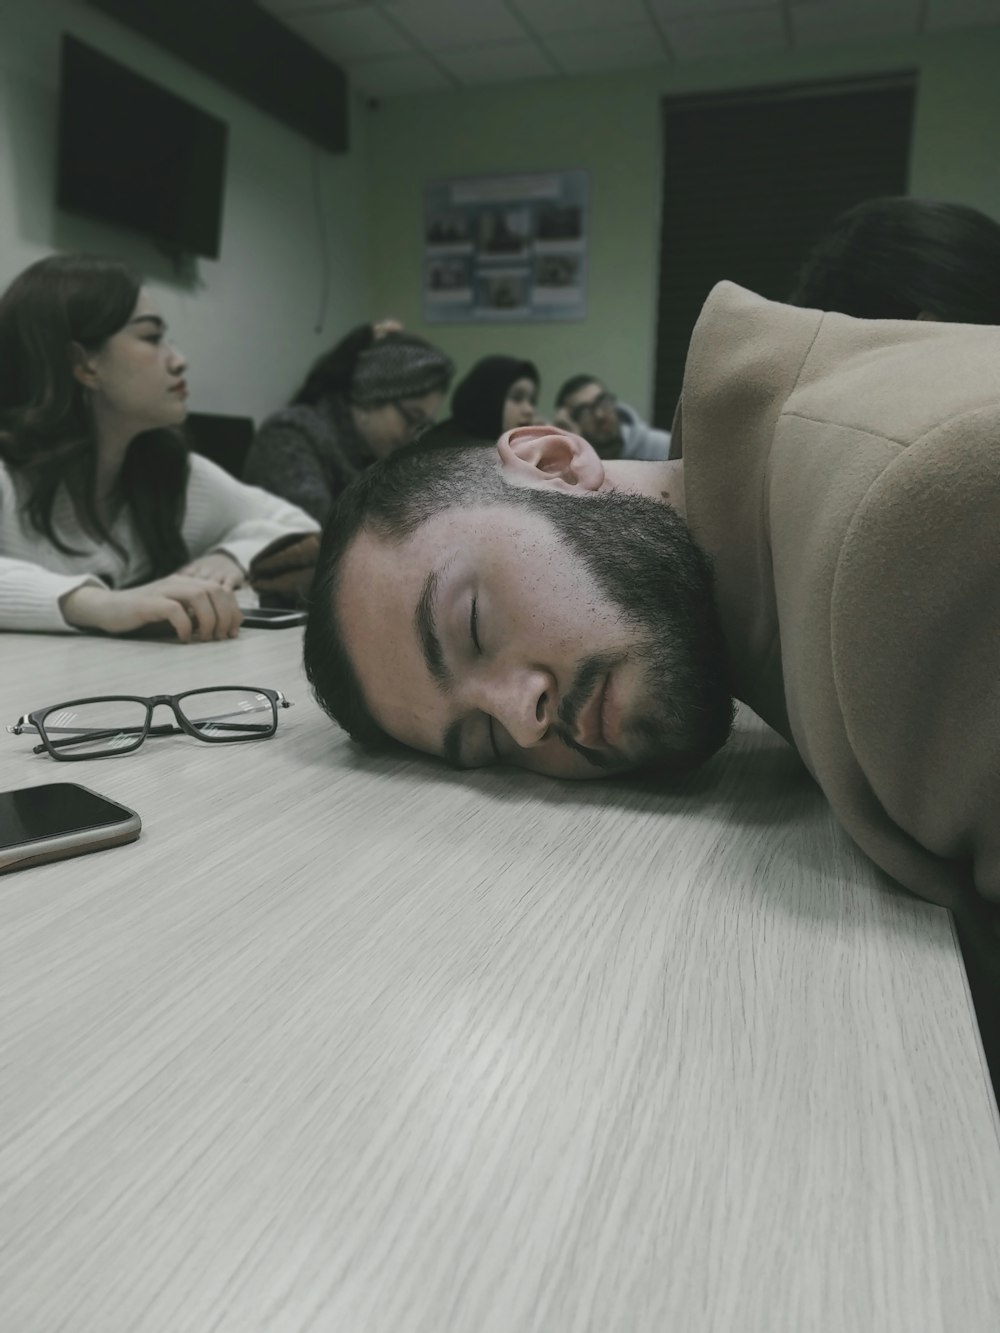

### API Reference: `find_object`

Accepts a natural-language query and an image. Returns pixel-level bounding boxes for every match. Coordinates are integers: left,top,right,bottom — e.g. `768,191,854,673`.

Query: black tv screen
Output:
57,34,228,259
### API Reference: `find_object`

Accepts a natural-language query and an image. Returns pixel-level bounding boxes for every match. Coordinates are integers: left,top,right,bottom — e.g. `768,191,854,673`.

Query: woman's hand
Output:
60,576,243,642
176,552,245,589
372,317,404,340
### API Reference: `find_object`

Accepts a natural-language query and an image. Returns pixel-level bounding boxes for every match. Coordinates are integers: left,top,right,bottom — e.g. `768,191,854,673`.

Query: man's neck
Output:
601,458,685,517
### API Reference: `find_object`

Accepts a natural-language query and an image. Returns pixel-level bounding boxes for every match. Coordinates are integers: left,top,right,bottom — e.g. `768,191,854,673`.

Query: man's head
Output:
304,428,734,781
554,375,622,457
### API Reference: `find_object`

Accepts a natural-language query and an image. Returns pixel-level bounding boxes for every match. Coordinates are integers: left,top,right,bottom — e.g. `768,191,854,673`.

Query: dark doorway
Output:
652,73,916,425
185,411,254,480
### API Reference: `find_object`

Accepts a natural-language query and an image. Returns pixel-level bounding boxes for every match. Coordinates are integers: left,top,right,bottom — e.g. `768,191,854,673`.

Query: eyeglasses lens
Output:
572,392,613,423
177,689,276,740
41,699,147,756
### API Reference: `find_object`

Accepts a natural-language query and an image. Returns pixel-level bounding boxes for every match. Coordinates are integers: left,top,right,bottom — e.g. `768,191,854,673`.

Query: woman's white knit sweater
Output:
0,454,319,632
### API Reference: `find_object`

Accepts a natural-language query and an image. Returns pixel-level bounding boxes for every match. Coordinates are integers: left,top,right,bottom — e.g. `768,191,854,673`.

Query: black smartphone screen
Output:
0,783,135,849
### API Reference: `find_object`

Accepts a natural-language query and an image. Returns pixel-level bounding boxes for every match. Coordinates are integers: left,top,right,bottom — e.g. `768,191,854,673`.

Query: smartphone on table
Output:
240,606,308,629
0,783,141,875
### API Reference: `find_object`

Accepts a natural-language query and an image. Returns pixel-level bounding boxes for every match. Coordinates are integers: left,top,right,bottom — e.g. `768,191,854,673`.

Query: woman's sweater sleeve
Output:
0,468,105,632
0,557,105,633
243,409,334,525
183,453,320,572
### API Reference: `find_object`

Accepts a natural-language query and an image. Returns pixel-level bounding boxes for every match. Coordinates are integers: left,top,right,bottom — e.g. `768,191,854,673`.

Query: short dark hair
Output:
555,373,600,409
788,196,1000,323
304,446,508,747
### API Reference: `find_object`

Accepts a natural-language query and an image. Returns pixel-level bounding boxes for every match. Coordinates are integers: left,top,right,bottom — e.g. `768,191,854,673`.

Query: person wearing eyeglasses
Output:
245,320,455,524
552,375,671,462
0,253,320,642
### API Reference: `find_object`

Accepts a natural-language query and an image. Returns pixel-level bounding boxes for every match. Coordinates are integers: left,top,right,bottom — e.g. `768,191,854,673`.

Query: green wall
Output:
365,26,1000,421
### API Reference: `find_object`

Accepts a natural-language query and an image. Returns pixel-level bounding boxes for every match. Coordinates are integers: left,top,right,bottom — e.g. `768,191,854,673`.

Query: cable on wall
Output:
311,145,332,335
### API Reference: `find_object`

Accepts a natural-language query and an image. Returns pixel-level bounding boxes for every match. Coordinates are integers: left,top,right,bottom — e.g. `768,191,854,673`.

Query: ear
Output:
70,342,99,390
497,425,606,494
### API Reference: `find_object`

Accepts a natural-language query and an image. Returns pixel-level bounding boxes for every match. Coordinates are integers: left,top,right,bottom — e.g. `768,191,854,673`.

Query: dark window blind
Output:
653,75,916,425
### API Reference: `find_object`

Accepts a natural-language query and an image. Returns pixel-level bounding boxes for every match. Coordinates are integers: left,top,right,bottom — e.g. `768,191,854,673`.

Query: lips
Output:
170,380,188,396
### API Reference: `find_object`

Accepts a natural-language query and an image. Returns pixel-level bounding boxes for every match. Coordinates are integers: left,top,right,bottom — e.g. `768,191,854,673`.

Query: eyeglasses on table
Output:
7,687,292,760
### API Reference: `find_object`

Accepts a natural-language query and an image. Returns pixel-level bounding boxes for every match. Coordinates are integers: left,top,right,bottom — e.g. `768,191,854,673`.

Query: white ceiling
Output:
255,0,1000,98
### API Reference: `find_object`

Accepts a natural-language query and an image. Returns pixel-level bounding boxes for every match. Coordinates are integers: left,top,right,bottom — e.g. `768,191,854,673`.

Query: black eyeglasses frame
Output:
568,390,617,425
7,687,292,761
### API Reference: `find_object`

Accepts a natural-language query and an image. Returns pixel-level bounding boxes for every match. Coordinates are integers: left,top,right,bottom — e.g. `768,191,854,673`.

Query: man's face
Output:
335,486,732,780
561,380,622,456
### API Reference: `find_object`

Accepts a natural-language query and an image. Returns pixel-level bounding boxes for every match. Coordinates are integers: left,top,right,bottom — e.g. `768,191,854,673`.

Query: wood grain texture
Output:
1,629,998,1333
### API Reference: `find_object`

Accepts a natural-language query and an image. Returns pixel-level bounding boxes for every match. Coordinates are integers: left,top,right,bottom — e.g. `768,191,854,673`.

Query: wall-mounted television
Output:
56,34,228,260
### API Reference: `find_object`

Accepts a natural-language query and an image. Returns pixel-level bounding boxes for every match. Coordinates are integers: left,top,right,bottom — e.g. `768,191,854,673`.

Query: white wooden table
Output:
1,628,998,1333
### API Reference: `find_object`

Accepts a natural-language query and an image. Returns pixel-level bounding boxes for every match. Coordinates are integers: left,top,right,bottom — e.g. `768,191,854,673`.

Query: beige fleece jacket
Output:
679,281,1000,912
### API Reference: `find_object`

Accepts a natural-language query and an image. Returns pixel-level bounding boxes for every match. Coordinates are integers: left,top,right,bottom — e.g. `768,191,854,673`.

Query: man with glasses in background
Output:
553,374,672,461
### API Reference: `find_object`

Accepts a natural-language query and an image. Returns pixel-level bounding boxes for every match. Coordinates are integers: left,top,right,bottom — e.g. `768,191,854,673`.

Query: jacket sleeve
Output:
831,406,1000,907
243,410,333,525
183,454,320,574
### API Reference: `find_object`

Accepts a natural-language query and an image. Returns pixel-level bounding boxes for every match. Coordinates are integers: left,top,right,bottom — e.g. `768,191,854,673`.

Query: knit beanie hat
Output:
350,335,455,408
450,355,539,439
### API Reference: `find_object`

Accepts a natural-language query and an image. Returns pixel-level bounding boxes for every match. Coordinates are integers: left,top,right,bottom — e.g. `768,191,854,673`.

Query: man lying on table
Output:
303,281,1000,923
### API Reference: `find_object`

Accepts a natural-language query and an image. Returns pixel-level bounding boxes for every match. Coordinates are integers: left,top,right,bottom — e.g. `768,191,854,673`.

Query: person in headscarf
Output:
418,355,539,450
244,321,455,524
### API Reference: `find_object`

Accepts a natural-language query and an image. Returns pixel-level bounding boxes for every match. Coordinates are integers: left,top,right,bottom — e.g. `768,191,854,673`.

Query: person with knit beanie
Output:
245,322,455,523
418,355,539,450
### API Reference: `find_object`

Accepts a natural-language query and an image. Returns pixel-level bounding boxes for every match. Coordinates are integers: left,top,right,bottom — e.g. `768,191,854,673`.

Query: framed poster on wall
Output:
423,170,588,323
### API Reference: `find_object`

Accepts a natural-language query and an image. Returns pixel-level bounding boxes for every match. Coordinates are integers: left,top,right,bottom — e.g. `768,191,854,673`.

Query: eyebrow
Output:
128,314,166,331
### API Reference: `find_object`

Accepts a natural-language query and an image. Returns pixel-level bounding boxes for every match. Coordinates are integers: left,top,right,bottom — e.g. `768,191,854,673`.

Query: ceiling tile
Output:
387,0,525,50
281,6,410,59
656,6,788,59
654,0,780,14
553,24,671,73
925,0,1000,29
348,51,455,95
257,0,375,13
434,39,556,85
792,0,919,47
525,0,651,35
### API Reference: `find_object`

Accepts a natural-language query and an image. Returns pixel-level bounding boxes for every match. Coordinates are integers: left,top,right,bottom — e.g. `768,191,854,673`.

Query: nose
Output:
475,663,556,749
168,342,186,374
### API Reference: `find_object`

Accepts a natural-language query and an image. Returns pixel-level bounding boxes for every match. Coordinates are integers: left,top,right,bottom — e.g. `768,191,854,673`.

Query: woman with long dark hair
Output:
244,320,454,523
0,253,317,639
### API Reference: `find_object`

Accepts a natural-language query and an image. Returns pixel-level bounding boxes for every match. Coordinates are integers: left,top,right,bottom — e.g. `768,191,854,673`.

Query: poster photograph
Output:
423,170,588,323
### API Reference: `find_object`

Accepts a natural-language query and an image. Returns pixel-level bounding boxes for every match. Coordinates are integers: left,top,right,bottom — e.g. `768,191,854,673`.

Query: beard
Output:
507,485,735,776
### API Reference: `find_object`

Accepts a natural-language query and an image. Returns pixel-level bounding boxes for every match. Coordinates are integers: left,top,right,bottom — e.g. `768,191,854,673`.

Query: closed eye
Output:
470,595,482,654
